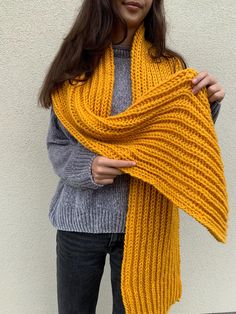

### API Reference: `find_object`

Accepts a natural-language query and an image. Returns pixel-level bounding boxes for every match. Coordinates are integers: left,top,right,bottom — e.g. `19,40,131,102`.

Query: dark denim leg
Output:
108,233,126,314
56,230,108,314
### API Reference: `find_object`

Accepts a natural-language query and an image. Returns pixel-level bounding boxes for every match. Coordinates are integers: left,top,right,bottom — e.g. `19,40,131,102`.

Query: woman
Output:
38,1,225,313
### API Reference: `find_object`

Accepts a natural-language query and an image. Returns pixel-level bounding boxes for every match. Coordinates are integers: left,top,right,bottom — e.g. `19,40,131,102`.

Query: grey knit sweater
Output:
46,46,222,233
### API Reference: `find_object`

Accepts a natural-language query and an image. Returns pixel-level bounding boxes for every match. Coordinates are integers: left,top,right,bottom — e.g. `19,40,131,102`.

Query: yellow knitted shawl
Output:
51,23,229,313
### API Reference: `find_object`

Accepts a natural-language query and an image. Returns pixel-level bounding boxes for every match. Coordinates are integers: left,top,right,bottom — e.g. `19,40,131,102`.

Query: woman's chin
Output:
123,17,143,30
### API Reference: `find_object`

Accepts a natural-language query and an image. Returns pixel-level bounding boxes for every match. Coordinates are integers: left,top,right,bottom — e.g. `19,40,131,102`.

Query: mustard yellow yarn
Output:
51,23,229,314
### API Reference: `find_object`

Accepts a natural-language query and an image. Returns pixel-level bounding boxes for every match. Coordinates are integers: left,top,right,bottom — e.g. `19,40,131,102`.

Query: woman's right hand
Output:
91,156,137,185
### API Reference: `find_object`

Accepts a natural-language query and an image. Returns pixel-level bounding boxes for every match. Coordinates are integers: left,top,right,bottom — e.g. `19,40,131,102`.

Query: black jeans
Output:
56,230,126,314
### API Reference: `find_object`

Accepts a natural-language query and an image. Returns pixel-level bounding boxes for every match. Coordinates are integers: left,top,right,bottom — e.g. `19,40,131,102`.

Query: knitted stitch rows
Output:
51,23,229,314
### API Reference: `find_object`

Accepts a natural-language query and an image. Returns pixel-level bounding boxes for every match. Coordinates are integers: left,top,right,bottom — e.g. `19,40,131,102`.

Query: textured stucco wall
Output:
1,1,235,313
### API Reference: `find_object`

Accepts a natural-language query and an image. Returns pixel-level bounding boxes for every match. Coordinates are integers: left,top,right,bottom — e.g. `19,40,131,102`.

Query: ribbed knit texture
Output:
47,45,221,234
47,48,220,234
51,23,229,314
47,45,134,233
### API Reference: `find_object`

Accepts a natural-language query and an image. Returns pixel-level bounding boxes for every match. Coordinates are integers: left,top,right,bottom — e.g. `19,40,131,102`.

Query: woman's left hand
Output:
191,71,225,104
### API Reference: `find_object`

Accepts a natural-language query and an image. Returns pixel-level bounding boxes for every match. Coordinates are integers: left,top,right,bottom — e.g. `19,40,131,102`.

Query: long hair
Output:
38,0,187,109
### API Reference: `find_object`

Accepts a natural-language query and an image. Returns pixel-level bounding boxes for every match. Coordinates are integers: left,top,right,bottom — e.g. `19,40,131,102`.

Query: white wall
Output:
1,1,235,313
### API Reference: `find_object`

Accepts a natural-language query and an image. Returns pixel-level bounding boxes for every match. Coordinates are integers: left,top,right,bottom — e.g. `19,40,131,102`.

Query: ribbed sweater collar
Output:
112,45,131,58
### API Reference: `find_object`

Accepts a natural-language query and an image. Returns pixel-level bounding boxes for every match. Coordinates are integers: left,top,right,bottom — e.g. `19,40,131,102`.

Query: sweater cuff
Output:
65,151,104,190
210,100,221,124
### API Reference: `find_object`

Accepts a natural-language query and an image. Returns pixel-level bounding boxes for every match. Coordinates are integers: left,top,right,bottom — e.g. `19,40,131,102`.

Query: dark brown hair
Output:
38,0,187,109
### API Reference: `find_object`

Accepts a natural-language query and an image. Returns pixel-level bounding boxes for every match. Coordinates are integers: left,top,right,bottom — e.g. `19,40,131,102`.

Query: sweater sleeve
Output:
46,106,104,189
209,100,221,124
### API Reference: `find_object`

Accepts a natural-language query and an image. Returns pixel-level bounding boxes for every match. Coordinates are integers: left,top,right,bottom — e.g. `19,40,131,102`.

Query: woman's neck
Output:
112,23,139,48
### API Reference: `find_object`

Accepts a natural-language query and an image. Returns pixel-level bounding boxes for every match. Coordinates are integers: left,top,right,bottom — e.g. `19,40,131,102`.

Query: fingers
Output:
208,91,224,103
192,71,209,84
94,167,123,176
207,84,225,102
92,174,117,185
97,156,136,168
192,71,217,95
192,76,211,94
91,156,137,185
206,83,220,97
94,178,116,185
191,70,225,103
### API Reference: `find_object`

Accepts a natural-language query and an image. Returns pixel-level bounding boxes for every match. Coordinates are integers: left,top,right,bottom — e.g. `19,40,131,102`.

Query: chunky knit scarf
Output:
51,23,229,314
